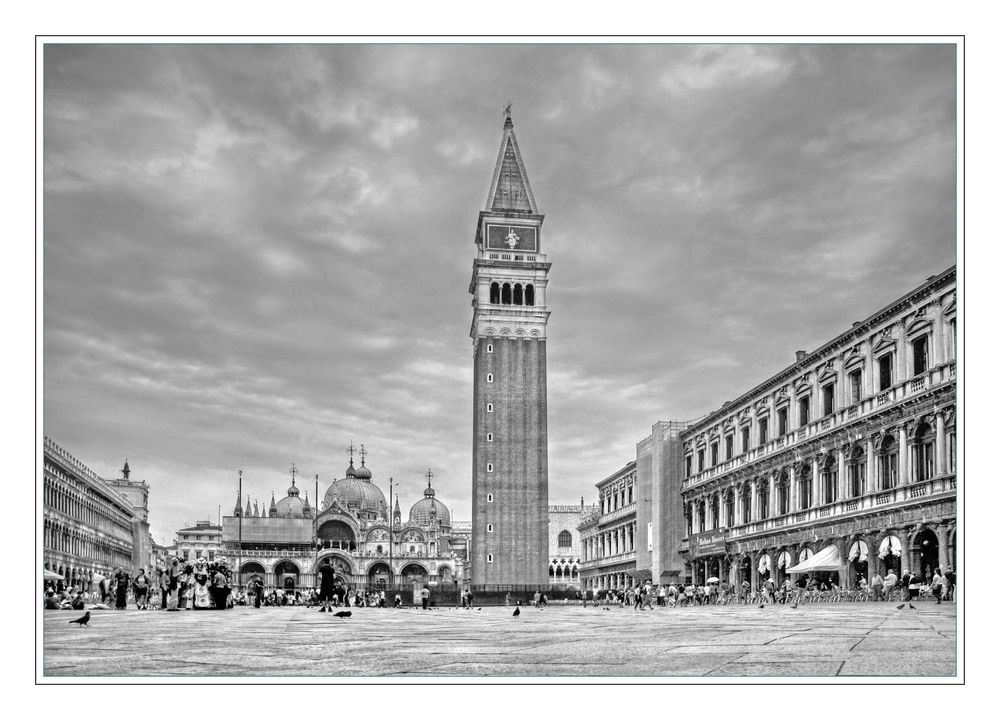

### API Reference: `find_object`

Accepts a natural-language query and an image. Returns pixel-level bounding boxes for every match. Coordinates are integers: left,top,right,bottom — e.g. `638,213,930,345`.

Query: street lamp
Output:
388,478,399,593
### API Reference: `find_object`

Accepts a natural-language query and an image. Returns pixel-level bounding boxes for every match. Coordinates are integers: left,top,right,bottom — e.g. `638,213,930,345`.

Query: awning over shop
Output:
798,547,813,564
758,554,772,574
878,535,902,559
848,540,870,562
659,570,681,580
776,551,792,569
626,569,653,581
786,544,842,574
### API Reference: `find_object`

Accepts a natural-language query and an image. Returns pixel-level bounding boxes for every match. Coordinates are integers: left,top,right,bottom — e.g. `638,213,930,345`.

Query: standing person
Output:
467,589,474,609
155,569,168,610
900,569,913,602
166,558,181,611
870,572,884,601
114,568,129,610
211,565,228,609
253,577,264,609
791,573,808,608
317,557,335,613
420,586,430,610
532,590,540,608
505,592,511,609
394,592,402,608
884,568,898,600
931,568,944,604
944,568,956,601
133,569,149,610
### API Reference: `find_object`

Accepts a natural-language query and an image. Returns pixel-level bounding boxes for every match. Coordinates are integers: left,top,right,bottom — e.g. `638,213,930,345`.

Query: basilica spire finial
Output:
426,467,434,488
359,444,367,466
346,441,356,466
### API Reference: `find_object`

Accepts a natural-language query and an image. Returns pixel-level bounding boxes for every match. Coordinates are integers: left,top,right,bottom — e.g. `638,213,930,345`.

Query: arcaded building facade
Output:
579,462,638,592
679,267,957,589
548,504,594,589
470,113,550,588
42,438,141,587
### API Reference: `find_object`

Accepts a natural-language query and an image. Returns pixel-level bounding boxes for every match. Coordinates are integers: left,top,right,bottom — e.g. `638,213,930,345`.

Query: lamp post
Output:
314,473,319,588
388,477,398,593
237,470,243,591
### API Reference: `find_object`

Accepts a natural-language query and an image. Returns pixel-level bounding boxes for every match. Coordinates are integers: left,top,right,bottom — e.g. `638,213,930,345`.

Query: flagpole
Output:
237,470,243,591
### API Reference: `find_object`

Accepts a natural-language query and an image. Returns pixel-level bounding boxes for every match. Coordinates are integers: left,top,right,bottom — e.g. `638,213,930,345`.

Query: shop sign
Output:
691,530,727,557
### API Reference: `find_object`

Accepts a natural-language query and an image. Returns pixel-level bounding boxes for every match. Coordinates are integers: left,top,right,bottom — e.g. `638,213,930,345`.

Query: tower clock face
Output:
486,224,538,252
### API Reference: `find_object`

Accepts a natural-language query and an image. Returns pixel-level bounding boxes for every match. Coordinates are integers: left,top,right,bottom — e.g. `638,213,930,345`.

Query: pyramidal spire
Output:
485,108,538,214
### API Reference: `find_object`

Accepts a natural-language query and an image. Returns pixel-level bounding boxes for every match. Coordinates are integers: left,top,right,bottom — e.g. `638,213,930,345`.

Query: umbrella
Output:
706,577,720,584
43,569,61,581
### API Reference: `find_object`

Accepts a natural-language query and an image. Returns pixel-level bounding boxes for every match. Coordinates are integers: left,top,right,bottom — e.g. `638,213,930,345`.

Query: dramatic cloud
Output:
42,43,957,543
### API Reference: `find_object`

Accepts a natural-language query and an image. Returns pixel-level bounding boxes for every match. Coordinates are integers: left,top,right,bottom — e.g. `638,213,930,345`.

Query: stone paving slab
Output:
41,602,959,679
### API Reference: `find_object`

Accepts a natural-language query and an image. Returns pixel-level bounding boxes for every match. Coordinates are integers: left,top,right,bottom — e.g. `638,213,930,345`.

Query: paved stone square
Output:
42,602,958,679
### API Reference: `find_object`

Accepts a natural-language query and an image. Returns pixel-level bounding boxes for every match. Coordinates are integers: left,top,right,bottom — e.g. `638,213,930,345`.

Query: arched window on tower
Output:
490,282,500,304
501,283,512,304
558,530,572,548
525,284,535,305
513,283,523,305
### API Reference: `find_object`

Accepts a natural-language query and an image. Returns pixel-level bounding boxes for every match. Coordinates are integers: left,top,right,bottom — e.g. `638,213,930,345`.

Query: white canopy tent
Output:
785,544,842,574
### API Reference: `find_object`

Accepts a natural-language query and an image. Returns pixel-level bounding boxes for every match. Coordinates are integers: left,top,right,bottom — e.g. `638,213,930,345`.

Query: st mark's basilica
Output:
220,447,467,595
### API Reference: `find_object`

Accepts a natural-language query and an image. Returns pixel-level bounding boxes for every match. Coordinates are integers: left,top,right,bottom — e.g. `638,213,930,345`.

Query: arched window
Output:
558,530,572,548
878,434,898,489
501,283,512,304
697,500,706,533
724,489,735,526
849,445,866,497
490,282,500,304
799,464,813,510
549,565,555,577
685,504,693,536
710,495,720,528
821,454,837,504
513,283,523,305
741,485,752,524
912,422,934,482
525,284,535,305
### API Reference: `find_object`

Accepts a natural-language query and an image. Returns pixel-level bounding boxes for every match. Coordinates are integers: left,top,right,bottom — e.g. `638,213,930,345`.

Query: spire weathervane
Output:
503,101,512,119
291,462,296,484
346,441,356,465
359,444,367,466
426,468,434,487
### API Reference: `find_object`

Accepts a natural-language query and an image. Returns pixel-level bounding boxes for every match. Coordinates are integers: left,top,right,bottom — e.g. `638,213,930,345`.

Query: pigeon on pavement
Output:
68,611,91,627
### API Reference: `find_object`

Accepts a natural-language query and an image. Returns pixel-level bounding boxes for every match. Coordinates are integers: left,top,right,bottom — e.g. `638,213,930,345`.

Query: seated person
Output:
44,591,61,610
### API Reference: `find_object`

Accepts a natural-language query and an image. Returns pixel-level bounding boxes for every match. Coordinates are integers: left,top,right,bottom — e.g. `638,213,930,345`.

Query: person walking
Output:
931,568,944,604
317,557,335,613
791,573,808,608
166,558,181,611
211,565,229,609
420,586,430,610
884,568,898,600
113,567,129,610
133,568,149,610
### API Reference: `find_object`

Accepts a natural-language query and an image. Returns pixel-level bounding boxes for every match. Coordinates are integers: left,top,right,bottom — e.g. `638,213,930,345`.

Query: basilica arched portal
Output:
318,520,357,552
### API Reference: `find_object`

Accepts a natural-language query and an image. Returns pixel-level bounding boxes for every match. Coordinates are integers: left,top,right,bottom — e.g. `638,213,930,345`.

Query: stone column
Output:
750,479,759,521
811,457,820,509
935,413,946,479
866,436,876,493
769,475,779,518
692,501,701,534
837,447,848,501
789,466,798,512
898,426,909,485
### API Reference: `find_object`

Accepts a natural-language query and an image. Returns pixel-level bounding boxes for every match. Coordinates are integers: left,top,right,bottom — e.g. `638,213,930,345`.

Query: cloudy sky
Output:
43,43,956,544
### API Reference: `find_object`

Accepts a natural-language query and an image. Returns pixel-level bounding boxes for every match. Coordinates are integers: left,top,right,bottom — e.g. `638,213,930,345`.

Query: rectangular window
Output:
758,418,768,446
725,435,734,459
487,403,494,413
487,432,493,442
487,523,493,532
487,493,493,502
912,335,928,375
849,369,862,403
685,455,692,478
710,442,719,466
741,426,750,452
487,463,493,472
777,407,788,436
697,449,705,472
822,384,834,416
878,353,893,391
487,554,493,563
799,396,810,426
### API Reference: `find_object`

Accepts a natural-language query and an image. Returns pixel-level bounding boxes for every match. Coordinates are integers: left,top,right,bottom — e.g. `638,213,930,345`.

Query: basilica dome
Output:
275,480,307,518
408,480,451,527
323,462,387,520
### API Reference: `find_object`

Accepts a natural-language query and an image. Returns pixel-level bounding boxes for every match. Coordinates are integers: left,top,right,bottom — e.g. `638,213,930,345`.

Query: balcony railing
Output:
681,362,955,490
579,550,637,570
715,475,954,540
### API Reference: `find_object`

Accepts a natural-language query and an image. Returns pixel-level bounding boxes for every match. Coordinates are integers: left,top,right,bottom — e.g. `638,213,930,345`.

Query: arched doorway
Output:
912,528,939,582
317,520,357,552
274,561,299,592
738,556,752,586
368,562,390,589
401,563,428,599
877,535,902,575
848,540,869,588
439,565,453,584
240,561,266,587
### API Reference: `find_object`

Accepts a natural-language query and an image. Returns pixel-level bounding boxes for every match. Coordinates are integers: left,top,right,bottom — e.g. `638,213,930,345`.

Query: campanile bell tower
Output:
469,111,550,587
